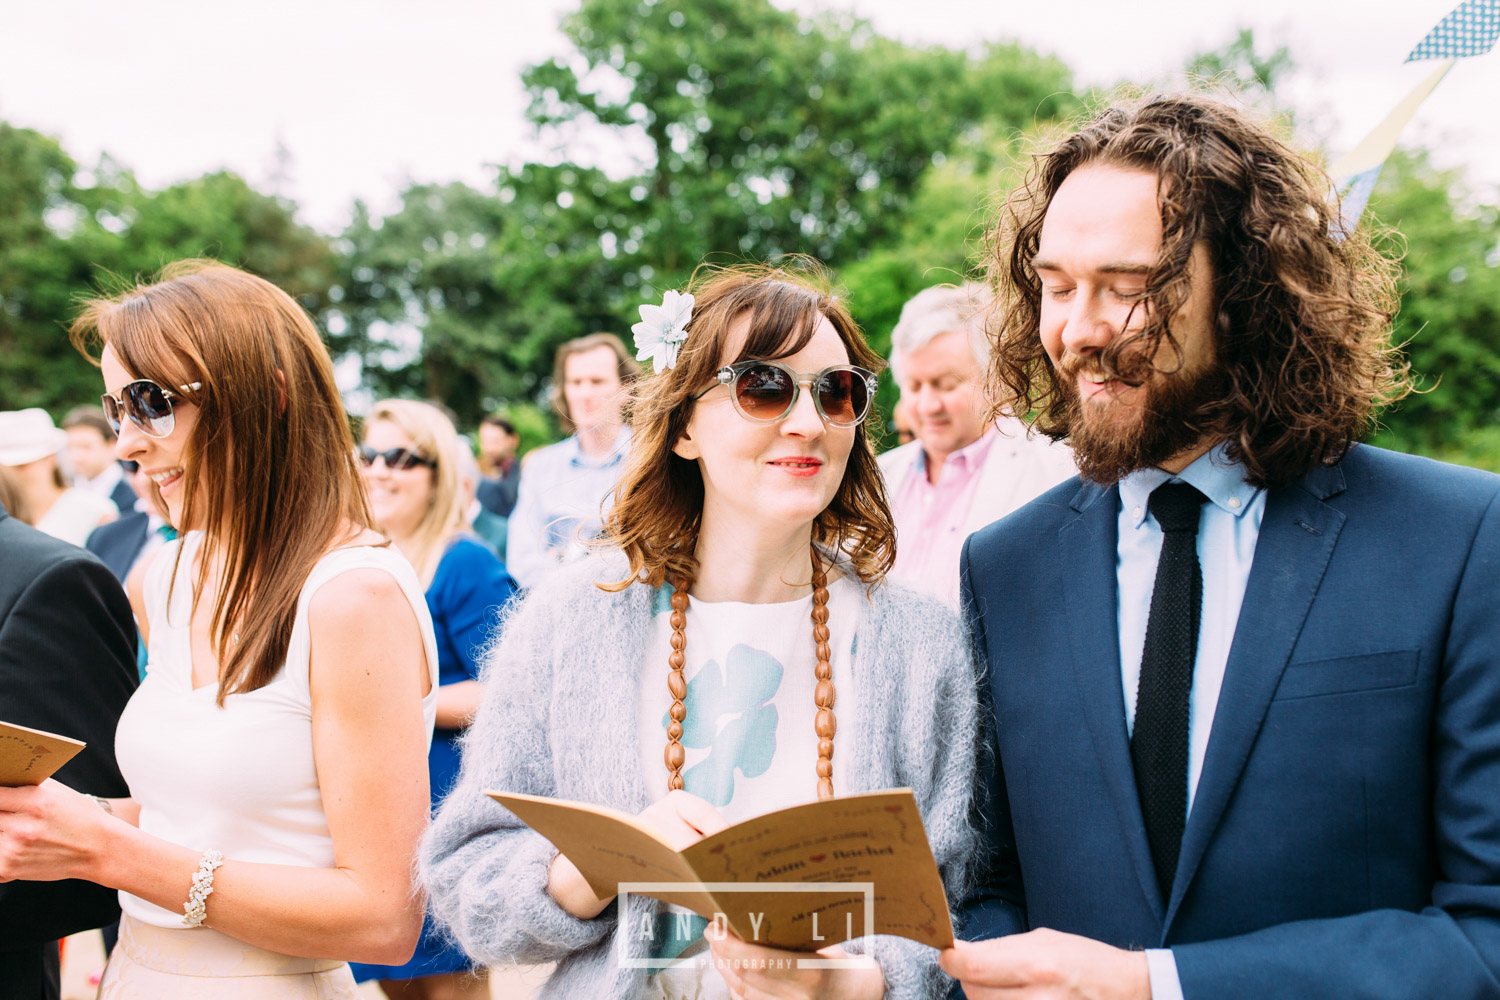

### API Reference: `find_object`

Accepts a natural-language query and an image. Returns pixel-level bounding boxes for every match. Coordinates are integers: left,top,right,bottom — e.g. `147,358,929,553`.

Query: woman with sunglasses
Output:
422,262,982,1000
0,261,439,998
351,399,515,999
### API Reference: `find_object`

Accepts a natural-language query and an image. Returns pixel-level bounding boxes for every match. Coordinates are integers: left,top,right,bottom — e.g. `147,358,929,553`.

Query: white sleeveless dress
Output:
101,531,439,998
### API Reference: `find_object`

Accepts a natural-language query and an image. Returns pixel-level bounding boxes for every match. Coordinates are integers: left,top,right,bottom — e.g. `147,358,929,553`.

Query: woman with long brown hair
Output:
0,261,439,997
421,262,983,1000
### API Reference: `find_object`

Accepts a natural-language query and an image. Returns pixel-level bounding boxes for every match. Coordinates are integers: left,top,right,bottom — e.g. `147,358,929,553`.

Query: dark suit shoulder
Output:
967,474,1087,561
0,516,113,603
109,477,137,512
85,510,148,550
1335,444,1500,507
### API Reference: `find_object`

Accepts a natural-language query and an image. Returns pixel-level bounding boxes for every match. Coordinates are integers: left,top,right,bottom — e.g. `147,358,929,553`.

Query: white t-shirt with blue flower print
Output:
635,574,861,1000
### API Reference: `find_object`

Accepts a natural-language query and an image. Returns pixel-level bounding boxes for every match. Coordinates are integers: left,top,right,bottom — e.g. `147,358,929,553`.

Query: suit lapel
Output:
1061,481,1167,922
1163,465,1347,934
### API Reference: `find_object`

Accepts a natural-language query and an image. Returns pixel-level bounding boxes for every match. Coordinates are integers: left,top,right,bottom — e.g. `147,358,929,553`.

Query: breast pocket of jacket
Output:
1273,649,1420,701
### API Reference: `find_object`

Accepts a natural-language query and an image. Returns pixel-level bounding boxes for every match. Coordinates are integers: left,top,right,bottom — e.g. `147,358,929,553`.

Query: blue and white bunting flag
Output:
1332,0,1498,231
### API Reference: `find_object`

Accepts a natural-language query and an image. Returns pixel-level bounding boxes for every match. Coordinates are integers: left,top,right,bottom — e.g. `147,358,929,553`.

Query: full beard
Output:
1060,359,1226,485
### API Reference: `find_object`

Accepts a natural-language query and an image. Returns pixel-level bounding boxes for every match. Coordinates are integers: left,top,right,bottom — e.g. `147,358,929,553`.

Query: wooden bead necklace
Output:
665,546,837,800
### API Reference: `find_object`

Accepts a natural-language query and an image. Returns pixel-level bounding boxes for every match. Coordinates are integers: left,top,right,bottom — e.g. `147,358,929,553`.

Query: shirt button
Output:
1228,497,1241,509
1132,507,1143,520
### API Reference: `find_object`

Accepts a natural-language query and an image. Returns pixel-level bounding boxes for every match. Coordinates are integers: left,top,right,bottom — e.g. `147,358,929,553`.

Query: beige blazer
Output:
878,415,1079,542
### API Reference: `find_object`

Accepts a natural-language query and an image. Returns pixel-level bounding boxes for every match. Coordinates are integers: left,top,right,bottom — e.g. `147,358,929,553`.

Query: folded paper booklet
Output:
490,787,953,952
0,719,85,787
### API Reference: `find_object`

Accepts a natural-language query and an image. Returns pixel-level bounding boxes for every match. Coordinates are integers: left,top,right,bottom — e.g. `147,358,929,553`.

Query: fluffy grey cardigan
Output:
420,554,982,999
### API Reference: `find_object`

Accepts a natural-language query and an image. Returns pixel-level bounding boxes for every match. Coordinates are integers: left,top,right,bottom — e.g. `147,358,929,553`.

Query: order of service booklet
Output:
0,719,85,787
490,787,954,952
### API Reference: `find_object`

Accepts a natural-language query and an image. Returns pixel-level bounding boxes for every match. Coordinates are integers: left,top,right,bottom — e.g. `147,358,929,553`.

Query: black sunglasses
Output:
359,445,434,471
101,379,202,439
696,361,879,428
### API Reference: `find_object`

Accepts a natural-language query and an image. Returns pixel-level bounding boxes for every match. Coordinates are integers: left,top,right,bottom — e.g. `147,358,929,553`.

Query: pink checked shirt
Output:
889,428,1000,606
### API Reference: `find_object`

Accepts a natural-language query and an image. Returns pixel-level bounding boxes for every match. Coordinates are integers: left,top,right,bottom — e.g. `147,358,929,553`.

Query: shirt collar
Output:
566,424,632,469
87,462,123,491
913,425,1000,479
1118,441,1260,528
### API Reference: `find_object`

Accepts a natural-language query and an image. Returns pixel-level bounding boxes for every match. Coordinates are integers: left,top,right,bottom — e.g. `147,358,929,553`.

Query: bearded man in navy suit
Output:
941,94,1500,999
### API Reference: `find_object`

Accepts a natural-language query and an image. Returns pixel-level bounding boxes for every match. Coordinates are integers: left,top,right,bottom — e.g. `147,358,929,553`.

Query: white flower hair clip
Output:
632,289,695,371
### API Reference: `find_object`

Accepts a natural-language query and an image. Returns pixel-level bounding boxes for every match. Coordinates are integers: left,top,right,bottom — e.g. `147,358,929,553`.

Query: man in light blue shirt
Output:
948,95,1500,1000
506,333,638,588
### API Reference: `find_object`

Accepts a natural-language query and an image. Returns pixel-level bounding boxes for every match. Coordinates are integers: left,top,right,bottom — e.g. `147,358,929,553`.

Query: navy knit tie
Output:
1132,481,1207,901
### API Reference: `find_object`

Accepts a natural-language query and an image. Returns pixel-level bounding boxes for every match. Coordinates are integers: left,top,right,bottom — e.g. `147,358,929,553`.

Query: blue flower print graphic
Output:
662,643,784,807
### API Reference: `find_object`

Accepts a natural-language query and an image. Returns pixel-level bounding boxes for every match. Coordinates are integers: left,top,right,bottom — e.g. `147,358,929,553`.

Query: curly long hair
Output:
987,93,1410,488
601,260,893,593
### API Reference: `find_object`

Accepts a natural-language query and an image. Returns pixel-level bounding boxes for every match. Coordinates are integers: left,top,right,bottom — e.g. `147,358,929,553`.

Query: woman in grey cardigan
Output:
421,263,983,1000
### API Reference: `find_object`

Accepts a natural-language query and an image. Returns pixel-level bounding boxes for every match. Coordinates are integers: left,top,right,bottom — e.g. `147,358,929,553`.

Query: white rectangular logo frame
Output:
616,881,877,971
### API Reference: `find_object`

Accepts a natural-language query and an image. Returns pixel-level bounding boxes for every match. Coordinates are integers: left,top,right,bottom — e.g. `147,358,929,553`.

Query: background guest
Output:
0,466,31,524
506,333,638,588
458,446,509,559
85,462,173,585
353,398,516,999
475,413,522,518
62,406,136,512
890,395,916,446
85,462,174,681
0,499,139,1000
0,408,117,546
878,284,1075,606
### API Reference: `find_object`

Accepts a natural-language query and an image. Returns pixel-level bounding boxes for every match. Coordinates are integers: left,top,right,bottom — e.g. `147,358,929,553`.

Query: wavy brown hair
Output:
71,260,374,706
601,260,893,592
987,92,1410,488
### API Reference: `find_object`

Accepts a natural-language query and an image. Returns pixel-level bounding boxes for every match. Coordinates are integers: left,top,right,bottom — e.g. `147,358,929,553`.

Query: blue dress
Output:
350,536,516,983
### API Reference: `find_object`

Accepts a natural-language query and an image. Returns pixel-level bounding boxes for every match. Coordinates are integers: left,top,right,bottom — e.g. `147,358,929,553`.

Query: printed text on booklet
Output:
491,787,953,951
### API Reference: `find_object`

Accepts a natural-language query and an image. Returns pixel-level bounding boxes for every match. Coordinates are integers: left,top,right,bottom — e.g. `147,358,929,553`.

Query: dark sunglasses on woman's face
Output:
100,379,202,439
697,361,879,428
358,445,434,471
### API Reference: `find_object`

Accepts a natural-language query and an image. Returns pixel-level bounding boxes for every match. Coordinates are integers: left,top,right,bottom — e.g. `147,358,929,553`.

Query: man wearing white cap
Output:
0,409,116,547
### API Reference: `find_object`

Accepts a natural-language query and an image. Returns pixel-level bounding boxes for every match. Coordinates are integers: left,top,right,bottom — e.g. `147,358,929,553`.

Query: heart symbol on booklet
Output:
810,854,827,863
710,845,725,854
884,805,902,813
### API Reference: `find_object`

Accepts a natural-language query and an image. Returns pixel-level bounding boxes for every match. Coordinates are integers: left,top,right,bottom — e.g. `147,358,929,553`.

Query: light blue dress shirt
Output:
505,425,632,589
1115,443,1266,1000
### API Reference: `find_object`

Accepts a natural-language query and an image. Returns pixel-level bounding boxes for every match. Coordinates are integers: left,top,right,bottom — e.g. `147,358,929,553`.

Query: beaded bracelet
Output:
181,848,225,928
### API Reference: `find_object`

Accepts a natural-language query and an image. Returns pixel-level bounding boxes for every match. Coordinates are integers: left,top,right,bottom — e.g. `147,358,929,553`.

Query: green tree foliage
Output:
1185,28,1294,99
1367,148,1500,466
0,124,87,410
527,0,1074,270
332,164,635,422
0,123,335,415
338,0,1076,428
7,16,1499,474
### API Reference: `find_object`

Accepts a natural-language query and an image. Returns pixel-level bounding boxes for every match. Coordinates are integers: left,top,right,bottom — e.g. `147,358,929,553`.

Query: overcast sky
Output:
2,0,1495,233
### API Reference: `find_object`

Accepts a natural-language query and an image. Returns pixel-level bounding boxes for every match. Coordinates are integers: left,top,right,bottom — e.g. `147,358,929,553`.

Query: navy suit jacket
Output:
85,509,150,584
0,505,138,998
959,445,1500,998
108,476,136,516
